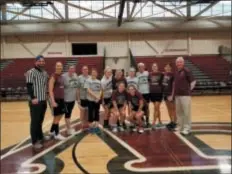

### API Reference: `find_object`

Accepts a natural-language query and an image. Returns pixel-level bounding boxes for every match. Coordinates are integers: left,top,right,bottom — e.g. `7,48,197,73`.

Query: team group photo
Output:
1,0,231,174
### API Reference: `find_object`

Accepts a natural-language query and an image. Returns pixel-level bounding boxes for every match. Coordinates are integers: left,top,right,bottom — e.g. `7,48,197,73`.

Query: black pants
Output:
29,101,47,144
87,101,100,123
64,101,75,118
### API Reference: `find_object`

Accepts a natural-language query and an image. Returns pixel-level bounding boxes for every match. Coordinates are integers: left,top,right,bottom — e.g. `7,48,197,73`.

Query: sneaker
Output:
43,135,52,141
172,122,177,129
156,123,163,128
94,127,101,134
89,127,94,134
174,127,181,132
119,126,124,132
67,128,75,135
152,124,156,130
112,127,118,133
54,134,66,140
181,130,190,136
33,142,43,149
138,128,144,133
132,127,137,132
48,131,56,139
166,122,172,128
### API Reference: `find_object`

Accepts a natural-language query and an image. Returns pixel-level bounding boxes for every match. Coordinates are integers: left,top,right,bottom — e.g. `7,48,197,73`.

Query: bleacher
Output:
0,60,14,71
187,55,230,82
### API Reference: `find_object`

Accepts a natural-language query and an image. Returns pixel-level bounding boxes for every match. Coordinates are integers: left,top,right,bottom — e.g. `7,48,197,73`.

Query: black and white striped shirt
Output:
26,67,48,101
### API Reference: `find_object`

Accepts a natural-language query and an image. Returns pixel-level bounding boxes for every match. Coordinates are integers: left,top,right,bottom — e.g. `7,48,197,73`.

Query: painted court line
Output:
1,121,80,160
19,129,83,174
175,130,231,159
1,120,52,160
103,128,231,173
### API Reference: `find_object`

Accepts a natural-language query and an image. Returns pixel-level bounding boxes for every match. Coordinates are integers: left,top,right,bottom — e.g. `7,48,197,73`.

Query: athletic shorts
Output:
142,94,150,103
80,99,88,107
150,93,163,102
103,97,111,106
131,105,147,112
52,99,66,116
64,101,75,118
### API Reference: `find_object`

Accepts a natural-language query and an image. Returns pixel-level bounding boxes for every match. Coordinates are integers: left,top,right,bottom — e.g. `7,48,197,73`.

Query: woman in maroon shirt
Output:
149,63,163,129
127,85,147,133
110,82,128,133
112,69,127,90
48,62,66,141
162,63,176,130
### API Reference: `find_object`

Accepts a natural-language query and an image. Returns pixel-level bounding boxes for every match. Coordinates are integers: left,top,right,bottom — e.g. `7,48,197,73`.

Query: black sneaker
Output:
172,122,177,129
166,122,173,128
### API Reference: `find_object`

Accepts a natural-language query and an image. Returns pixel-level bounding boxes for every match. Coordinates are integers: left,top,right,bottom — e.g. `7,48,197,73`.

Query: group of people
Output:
26,55,196,149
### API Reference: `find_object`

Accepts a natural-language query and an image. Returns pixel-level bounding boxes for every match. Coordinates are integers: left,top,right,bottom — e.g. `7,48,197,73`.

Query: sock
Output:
104,120,109,126
117,120,120,127
50,124,56,133
146,116,149,124
54,124,59,135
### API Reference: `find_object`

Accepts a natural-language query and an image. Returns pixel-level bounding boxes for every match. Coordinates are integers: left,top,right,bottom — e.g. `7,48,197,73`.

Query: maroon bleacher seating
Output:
0,57,103,89
0,58,68,88
188,55,231,82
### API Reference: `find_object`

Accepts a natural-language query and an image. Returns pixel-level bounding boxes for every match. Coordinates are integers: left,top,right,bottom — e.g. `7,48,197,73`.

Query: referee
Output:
26,55,48,149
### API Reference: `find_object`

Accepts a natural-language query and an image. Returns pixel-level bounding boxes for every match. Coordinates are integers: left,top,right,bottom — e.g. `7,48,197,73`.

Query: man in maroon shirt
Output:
172,57,196,135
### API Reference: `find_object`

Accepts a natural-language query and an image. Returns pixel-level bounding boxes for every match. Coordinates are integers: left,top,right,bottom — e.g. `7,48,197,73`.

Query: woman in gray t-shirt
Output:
84,69,102,133
62,65,79,135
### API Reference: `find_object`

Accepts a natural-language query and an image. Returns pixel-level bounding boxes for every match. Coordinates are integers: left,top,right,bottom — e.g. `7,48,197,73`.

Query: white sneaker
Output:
67,128,75,135
43,135,52,141
54,134,66,140
33,142,43,149
181,130,190,135
174,127,181,132
119,126,124,132
132,127,137,132
112,127,118,133
138,128,144,133
49,131,56,138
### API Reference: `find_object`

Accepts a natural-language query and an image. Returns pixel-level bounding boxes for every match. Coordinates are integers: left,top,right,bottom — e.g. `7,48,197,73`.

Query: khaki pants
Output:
175,96,191,132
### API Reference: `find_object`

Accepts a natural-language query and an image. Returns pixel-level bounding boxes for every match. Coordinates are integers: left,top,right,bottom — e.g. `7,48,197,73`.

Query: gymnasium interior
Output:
0,0,231,174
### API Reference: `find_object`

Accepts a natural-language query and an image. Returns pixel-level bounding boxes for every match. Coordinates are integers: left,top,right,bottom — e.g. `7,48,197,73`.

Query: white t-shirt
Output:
136,71,150,94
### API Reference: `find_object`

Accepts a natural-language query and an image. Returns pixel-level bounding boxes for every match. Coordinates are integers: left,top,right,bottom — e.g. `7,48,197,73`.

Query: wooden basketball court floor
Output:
1,95,231,174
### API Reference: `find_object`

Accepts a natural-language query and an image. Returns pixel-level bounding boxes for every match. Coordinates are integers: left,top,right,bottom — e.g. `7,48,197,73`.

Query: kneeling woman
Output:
49,62,66,140
110,82,128,132
84,69,102,133
127,85,146,133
